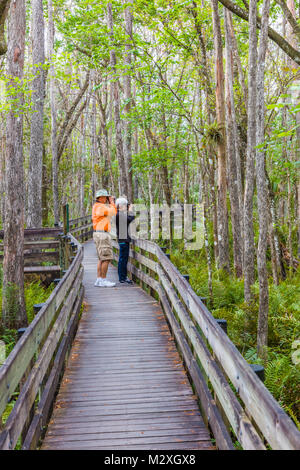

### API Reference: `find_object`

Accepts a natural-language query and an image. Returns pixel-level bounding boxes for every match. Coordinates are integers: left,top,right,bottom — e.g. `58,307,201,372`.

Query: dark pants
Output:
118,242,130,281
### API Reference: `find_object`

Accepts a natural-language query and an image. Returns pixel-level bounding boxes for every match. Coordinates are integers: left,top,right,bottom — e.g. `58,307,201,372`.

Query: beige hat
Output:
96,189,110,198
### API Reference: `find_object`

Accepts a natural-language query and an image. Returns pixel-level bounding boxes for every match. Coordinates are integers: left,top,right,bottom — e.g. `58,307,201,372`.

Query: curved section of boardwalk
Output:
42,241,213,450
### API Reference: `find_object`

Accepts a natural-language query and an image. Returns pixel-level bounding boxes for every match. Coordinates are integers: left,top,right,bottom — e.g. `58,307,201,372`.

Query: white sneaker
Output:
102,279,116,287
94,278,104,287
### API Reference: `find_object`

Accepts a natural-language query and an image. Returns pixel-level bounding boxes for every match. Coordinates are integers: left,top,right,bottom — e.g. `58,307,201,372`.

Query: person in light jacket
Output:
115,197,135,284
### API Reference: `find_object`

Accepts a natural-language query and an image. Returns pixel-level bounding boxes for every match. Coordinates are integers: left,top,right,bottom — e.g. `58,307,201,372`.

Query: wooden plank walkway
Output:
42,240,213,450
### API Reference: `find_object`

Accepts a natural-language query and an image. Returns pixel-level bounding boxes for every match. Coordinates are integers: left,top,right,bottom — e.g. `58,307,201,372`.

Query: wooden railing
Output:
0,232,84,450
69,215,93,243
0,228,62,275
108,237,300,450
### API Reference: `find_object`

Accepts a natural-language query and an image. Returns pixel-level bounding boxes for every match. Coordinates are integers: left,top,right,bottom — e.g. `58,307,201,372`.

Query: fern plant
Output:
265,355,300,425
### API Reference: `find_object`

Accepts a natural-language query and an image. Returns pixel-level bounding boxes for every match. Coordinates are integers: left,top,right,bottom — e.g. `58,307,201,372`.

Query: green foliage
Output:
24,281,53,324
264,356,300,428
204,121,224,145
1,282,22,329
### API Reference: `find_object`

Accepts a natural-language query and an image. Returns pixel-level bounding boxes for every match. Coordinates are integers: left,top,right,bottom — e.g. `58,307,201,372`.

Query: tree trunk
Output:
287,169,294,276
42,149,49,226
132,78,139,201
123,0,133,202
286,0,300,259
268,220,279,286
2,0,27,329
224,9,243,278
256,0,271,362
228,13,245,216
78,95,90,217
97,86,115,194
217,0,300,65
0,0,10,56
192,3,219,263
0,132,5,224
209,157,219,263
243,0,257,302
27,0,45,228
77,128,83,217
91,71,98,201
133,126,139,200
297,182,300,258
107,2,127,196
211,0,230,272
228,14,248,110
202,170,214,306
48,0,59,225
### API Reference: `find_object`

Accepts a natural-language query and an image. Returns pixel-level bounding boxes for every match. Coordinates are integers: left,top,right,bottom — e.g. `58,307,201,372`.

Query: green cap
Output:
96,189,110,198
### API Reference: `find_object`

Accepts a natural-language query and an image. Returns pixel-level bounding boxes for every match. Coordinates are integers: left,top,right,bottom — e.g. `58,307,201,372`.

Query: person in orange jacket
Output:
92,189,117,287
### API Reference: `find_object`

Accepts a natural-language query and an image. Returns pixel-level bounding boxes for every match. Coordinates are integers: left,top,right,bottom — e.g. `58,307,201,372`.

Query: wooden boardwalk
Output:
42,241,213,450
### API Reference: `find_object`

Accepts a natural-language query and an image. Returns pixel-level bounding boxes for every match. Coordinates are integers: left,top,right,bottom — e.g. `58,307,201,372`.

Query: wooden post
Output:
198,295,208,306
181,275,194,353
33,303,46,401
17,328,35,445
33,303,46,316
62,205,70,269
63,204,69,234
58,232,64,271
148,251,155,298
211,318,231,434
250,364,265,382
216,319,228,334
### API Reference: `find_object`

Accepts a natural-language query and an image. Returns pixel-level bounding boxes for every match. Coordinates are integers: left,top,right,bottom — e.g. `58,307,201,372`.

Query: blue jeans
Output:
118,242,130,281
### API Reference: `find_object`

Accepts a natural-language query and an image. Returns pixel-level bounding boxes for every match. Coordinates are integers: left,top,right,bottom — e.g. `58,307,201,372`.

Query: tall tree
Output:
211,0,230,272
48,0,59,225
97,83,116,193
0,128,5,223
243,0,257,302
256,0,271,360
2,0,27,328
123,0,133,202
286,0,300,258
27,0,45,228
91,71,98,200
107,2,128,196
217,0,300,64
0,0,10,55
224,8,243,278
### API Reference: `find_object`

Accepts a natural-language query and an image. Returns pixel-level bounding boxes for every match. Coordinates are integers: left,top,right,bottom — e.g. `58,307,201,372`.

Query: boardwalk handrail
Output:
0,228,62,268
69,215,93,243
107,235,300,450
0,232,84,450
